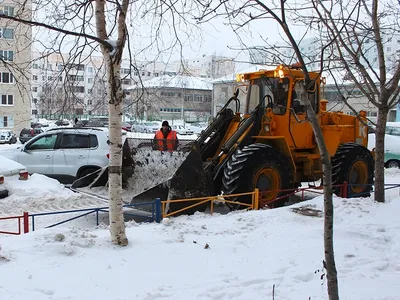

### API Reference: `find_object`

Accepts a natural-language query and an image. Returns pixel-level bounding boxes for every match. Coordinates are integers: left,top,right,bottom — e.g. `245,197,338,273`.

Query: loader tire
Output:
222,143,293,209
331,143,374,197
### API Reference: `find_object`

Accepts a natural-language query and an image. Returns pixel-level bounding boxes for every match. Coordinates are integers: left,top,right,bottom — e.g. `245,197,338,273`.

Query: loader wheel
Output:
222,143,294,209
331,143,374,197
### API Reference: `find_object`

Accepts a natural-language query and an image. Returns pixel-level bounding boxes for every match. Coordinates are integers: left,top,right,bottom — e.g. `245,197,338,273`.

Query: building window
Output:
33,63,39,69
0,6,14,16
387,47,392,52
184,94,194,102
88,99,93,105
194,94,203,102
0,95,13,105
88,89,92,94
87,66,93,73
58,76,62,82
0,115,14,128
0,50,13,61
48,76,53,80
0,28,14,39
33,75,38,81
72,86,85,93
88,77,93,84
122,79,131,85
33,87,38,92
0,72,13,83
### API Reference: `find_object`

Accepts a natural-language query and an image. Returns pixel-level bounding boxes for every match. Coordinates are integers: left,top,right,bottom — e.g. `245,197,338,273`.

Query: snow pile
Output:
0,174,106,216
0,194,400,299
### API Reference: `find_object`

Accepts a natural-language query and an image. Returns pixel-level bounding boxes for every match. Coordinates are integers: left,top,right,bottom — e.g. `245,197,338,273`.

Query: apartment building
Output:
31,52,234,120
0,1,32,134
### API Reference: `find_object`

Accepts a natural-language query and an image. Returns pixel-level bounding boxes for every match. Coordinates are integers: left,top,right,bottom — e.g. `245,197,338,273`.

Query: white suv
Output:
2,128,110,183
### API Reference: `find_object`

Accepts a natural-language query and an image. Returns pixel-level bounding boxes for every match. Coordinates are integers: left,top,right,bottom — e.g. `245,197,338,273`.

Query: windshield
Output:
386,126,400,136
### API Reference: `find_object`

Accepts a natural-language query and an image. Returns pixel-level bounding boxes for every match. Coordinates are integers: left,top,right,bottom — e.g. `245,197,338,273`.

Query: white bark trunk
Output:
105,53,128,246
95,0,128,246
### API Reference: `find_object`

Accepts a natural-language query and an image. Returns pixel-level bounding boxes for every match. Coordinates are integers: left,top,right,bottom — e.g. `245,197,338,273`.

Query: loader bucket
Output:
124,138,210,214
71,138,210,215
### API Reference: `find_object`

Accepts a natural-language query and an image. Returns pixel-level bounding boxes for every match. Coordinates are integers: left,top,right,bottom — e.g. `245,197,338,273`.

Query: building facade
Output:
30,52,234,121
127,75,212,122
0,1,32,134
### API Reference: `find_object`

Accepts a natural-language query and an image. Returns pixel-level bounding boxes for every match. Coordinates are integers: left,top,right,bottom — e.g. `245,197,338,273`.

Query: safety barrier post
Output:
342,181,348,198
155,198,162,223
254,188,259,210
23,212,29,234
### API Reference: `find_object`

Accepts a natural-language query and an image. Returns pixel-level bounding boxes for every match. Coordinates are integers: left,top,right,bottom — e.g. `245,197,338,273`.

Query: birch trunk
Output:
95,0,128,246
106,55,128,246
305,94,339,300
374,107,388,203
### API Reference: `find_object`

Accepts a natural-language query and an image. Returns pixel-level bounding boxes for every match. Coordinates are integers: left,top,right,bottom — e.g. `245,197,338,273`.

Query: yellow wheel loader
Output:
72,64,374,213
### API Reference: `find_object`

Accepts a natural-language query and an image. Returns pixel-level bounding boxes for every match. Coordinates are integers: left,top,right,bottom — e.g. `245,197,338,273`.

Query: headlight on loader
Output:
264,124,270,132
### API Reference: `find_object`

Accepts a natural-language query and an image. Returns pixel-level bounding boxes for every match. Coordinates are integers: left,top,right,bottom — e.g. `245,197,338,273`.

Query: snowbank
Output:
0,194,399,299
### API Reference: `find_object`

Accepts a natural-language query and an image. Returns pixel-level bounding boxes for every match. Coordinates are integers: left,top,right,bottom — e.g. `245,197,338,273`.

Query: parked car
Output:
131,121,159,133
0,154,26,199
0,130,17,144
368,133,400,168
19,128,44,144
143,122,161,133
2,128,110,184
55,120,71,126
171,124,194,135
122,122,132,132
188,122,208,134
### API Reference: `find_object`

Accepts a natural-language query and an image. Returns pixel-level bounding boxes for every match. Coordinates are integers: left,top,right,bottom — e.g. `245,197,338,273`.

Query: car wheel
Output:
386,160,400,169
79,168,100,178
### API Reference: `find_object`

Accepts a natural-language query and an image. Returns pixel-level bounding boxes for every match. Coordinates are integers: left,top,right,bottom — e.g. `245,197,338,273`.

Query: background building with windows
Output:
30,53,233,121
127,75,212,122
0,1,32,134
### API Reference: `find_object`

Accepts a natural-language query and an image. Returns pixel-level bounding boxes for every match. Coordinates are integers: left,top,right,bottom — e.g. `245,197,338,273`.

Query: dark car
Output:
19,128,44,144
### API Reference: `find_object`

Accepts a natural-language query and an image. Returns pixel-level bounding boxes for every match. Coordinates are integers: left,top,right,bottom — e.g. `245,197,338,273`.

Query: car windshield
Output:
386,126,400,136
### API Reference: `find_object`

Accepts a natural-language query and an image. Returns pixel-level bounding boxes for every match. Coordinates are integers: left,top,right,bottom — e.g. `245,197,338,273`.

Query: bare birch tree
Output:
3,0,203,245
192,1,339,298
94,0,128,245
303,0,400,203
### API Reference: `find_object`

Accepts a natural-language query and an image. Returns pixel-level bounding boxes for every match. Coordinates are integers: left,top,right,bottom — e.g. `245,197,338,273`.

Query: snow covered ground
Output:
1,180,400,299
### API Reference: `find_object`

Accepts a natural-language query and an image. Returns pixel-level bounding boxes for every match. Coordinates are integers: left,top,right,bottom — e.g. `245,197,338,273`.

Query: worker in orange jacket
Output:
153,120,178,151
